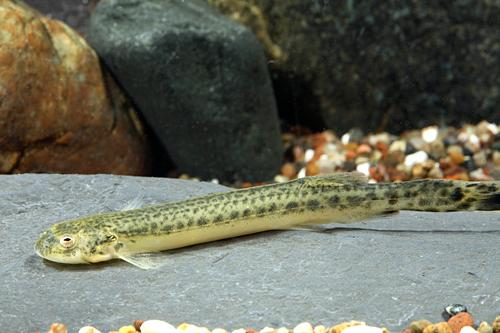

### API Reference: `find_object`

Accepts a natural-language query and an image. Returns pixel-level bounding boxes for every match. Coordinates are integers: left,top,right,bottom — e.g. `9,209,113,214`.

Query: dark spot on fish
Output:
457,202,471,210
268,203,277,212
366,192,378,200
286,201,299,209
176,222,184,229
343,185,352,191
114,243,124,250
418,198,432,206
347,196,363,205
439,188,449,197
197,217,208,226
256,207,266,216
242,208,252,217
214,214,224,223
466,197,476,203
229,211,239,219
161,224,173,232
306,199,321,211
450,188,464,202
328,195,340,207
388,198,398,205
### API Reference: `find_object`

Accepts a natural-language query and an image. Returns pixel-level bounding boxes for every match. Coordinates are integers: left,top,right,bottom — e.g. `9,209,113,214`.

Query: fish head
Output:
35,218,119,265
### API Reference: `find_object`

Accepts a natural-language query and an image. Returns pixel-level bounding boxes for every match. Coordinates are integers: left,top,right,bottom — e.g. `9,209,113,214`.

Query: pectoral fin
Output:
117,252,166,270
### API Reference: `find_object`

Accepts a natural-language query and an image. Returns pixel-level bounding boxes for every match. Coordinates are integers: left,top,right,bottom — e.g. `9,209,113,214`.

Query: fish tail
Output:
397,179,500,212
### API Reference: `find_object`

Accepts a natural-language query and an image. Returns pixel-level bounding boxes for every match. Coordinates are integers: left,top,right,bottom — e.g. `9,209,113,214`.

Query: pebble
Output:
448,313,475,333
119,326,137,333
134,320,145,331
492,316,500,333
460,327,478,333
213,329,229,333
48,323,68,333
423,322,452,333
329,321,366,333
477,322,492,333
409,320,433,333
447,145,465,165
404,151,428,168
78,326,102,333
261,327,276,333
294,322,314,333
341,325,385,333
140,320,177,333
232,329,247,333
277,327,290,333
314,326,327,333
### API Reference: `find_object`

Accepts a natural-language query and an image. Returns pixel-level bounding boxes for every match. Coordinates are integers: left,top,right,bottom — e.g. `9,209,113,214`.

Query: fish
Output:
34,172,500,269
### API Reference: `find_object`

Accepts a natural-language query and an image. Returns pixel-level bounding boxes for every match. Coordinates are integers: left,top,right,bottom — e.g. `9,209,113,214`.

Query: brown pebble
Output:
492,316,500,333
447,145,465,165
409,320,433,333
281,162,297,179
423,322,452,333
448,312,475,333
401,329,412,333
134,320,145,332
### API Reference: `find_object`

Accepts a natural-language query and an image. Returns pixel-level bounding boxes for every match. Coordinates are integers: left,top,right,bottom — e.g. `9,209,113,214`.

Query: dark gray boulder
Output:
88,0,282,182
2,174,500,332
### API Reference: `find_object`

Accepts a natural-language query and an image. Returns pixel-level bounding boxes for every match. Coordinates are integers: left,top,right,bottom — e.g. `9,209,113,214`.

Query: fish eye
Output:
59,235,75,248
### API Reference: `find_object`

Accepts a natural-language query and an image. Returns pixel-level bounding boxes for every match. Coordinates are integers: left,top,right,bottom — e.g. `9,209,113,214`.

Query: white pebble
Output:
304,149,315,163
260,327,276,333
356,162,370,176
422,125,439,143
341,325,384,333
212,329,228,333
78,327,102,333
232,329,246,333
389,140,406,152
277,327,289,333
460,326,479,333
404,151,428,167
314,326,326,333
140,320,176,333
293,322,313,333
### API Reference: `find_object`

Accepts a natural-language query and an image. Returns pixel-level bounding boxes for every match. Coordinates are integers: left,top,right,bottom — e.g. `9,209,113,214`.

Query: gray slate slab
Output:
1,174,500,333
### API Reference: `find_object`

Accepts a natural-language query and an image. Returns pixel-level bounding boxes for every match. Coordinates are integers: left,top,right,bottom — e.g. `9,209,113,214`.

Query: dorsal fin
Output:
303,172,368,186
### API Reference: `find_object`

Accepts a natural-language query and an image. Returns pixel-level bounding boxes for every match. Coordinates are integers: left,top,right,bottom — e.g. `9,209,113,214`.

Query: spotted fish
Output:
35,172,500,269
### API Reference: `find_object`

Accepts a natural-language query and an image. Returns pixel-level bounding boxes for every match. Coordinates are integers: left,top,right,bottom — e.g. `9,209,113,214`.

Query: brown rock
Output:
423,322,452,333
0,0,149,175
448,313,475,333
477,322,492,333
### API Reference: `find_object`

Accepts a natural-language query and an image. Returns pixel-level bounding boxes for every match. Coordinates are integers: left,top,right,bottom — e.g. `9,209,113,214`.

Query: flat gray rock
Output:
1,174,500,332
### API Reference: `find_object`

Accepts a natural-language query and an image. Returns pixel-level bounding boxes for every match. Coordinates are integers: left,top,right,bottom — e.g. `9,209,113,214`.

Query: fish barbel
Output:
35,172,500,269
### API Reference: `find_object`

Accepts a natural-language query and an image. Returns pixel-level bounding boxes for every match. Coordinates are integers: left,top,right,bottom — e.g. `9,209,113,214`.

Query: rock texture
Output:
88,0,282,182
0,0,149,175
22,0,100,37
212,0,500,133
2,174,500,332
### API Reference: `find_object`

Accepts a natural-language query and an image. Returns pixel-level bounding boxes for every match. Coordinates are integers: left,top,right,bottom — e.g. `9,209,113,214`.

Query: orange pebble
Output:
423,322,452,333
281,163,297,179
448,312,475,333
306,161,319,176
357,144,372,155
